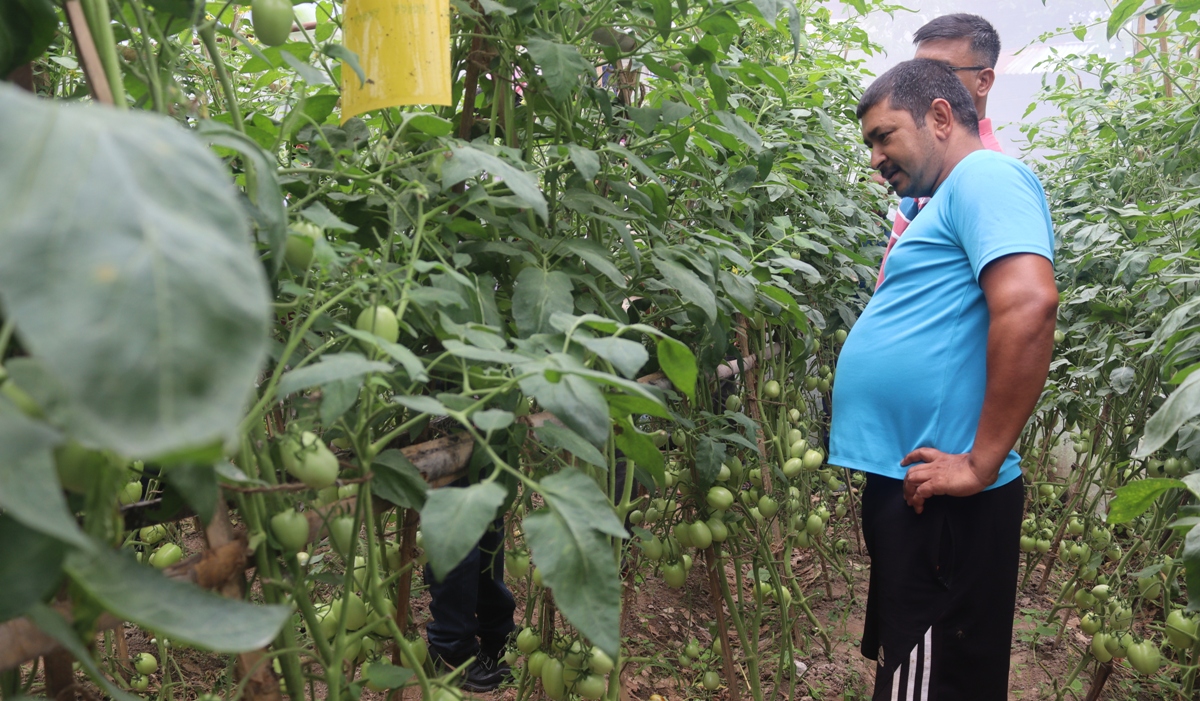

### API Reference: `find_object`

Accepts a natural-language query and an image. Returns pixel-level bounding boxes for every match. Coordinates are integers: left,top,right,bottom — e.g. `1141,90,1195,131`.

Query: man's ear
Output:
976,67,996,98
928,98,955,140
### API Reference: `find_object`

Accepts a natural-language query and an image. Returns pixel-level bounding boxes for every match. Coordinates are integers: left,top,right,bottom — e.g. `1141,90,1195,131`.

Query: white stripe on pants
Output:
889,627,932,701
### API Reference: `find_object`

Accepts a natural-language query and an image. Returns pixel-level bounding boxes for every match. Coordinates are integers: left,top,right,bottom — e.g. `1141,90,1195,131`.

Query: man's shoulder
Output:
949,151,1043,195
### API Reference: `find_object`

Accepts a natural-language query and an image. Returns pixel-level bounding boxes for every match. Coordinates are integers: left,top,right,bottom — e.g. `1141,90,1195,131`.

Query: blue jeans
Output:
424,514,516,666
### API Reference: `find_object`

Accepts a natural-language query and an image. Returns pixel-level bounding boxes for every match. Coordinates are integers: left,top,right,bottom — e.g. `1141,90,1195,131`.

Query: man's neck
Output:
931,134,985,194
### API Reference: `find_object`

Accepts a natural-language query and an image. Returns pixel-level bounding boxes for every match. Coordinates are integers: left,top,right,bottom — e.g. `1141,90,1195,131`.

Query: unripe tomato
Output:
588,648,614,675
507,550,531,579
542,658,566,700
671,432,687,448
801,449,823,472
674,523,694,549
1080,612,1101,636
763,380,781,398
706,486,734,511
1165,610,1198,650
690,521,713,549
281,432,338,489
517,627,541,654
1053,329,1065,344
342,592,368,630
684,640,701,658
681,553,693,571
140,524,167,545
640,536,663,561
119,481,143,505
706,517,728,543
1126,641,1161,675
788,408,801,424
329,514,357,555
1019,535,1036,553
702,670,720,690
805,514,823,536
398,636,426,667
270,508,310,553
662,562,686,588
130,674,150,691
1074,588,1094,610
789,439,807,458
724,395,742,412
284,222,322,269
251,0,294,46
528,651,549,676
575,673,606,700
1035,538,1051,554
716,463,730,481
149,543,182,569
355,305,400,343
1091,584,1110,602
1091,633,1113,663
783,456,803,477
133,652,158,675
758,495,779,519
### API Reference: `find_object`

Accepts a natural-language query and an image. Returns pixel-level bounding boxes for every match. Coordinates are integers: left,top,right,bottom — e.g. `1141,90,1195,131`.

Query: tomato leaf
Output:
656,337,698,402
277,353,392,397
371,450,429,509
535,423,607,468
419,481,507,580
1108,0,1148,39
652,257,717,323
0,514,66,623
512,268,574,337
1135,370,1200,457
442,145,548,223
1184,523,1200,611
363,662,413,689
613,417,665,485
695,434,727,488
25,604,142,701
0,86,271,459
1107,478,1186,524
525,38,593,103
63,546,290,652
524,471,623,658
519,355,610,447
0,413,85,549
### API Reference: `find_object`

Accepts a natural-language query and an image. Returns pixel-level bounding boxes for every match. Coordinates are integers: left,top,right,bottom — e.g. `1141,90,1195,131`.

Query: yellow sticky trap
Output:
341,0,452,122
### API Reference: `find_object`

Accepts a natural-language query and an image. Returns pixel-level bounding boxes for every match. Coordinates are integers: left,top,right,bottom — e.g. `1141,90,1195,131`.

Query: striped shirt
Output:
876,118,1003,289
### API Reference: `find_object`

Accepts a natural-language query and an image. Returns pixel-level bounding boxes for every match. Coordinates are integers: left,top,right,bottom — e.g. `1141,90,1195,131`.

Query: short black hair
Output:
855,59,980,134
913,14,1001,68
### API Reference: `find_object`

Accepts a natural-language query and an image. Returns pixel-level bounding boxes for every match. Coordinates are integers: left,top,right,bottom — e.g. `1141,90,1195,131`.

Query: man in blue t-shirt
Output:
830,59,1058,700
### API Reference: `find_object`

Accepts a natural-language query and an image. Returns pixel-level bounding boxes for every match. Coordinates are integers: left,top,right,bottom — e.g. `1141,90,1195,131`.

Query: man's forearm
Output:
971,258,1059,483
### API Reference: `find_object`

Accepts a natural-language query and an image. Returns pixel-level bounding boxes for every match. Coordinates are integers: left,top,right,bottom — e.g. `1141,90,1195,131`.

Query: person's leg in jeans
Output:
476,517,516,660
425,544,483,667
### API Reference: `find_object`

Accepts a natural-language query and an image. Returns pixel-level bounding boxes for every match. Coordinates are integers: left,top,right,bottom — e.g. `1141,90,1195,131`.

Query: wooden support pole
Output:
63,0,113,104
704,546,740,701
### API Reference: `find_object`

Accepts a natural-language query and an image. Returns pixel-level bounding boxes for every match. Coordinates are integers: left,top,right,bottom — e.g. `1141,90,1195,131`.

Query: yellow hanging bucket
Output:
341,0,452,122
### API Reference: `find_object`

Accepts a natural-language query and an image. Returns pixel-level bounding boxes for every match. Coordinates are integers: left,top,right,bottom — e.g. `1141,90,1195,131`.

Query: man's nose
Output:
869,147,885,171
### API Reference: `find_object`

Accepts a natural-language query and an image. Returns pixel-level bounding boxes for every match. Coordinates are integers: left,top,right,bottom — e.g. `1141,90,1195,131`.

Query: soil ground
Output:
19,516,1170,701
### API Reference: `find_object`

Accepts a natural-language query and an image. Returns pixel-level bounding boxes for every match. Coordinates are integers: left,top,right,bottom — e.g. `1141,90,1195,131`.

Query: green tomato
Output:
789,439,808,459
54,442,109,494
517,627,541,654
725,395,742,412
706,517,728,543
1091,633,1113,663
270,509,310,553
763,380,781,398
801,449,823,472
528,651,549,677
506,550,531,579
662,562,686,588
133,652,158,675
690,520,713,550
355,305,400,344
139,524,167,545
119,480,143,506
1165,610,1198,650
782,458,803,478
788,408,802,424
1080,612,1101,636
532,567,543,587
130,674,150,691
542,658,566,700
149,543,182,569
1019,535,1036,553
706,486,734,511
280,431,339,490
758,495,779,519
674,523,694,549
251,0,294,46
1127,641,1161,675
575,673,606,700
342,592,368,630
805,514,823,536
329,514,357,556
588,648,614,675
702,670,720,691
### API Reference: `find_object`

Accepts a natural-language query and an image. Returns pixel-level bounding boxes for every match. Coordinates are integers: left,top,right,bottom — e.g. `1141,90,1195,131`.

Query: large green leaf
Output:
535,423,607,468
0,85,271,459
613,417,665,485
656,337,697,401
1134,370,1200,457
512,268,574,337
25,605,141,701
0,514,66,623
714,110,764,152
574,336,648,379
1108,0,1148,38
519,355,610,447
64,546,290,652
652,257,717,322
372,450,429,509
524,499,622,657
1107,478,1186,524
277,352,393,397
1185,523,1200,611
419,481,507,580
0,413,85,548
162,463,219,525
442,145,548,222
526,38,593,103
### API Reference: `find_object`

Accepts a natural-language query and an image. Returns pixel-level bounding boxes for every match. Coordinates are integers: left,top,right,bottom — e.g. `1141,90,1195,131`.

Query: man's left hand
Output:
900,447,994,514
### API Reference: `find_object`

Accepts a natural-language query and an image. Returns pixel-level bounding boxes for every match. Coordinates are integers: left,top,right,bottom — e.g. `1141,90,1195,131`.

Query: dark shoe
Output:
459,653,512,693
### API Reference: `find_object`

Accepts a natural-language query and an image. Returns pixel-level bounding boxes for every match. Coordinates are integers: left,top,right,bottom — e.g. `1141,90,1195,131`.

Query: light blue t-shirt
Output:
829,149,1054,488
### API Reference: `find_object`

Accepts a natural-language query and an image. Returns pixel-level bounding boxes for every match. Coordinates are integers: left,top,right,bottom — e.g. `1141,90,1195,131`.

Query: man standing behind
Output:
830,59,1058,699
877,14,1004,288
